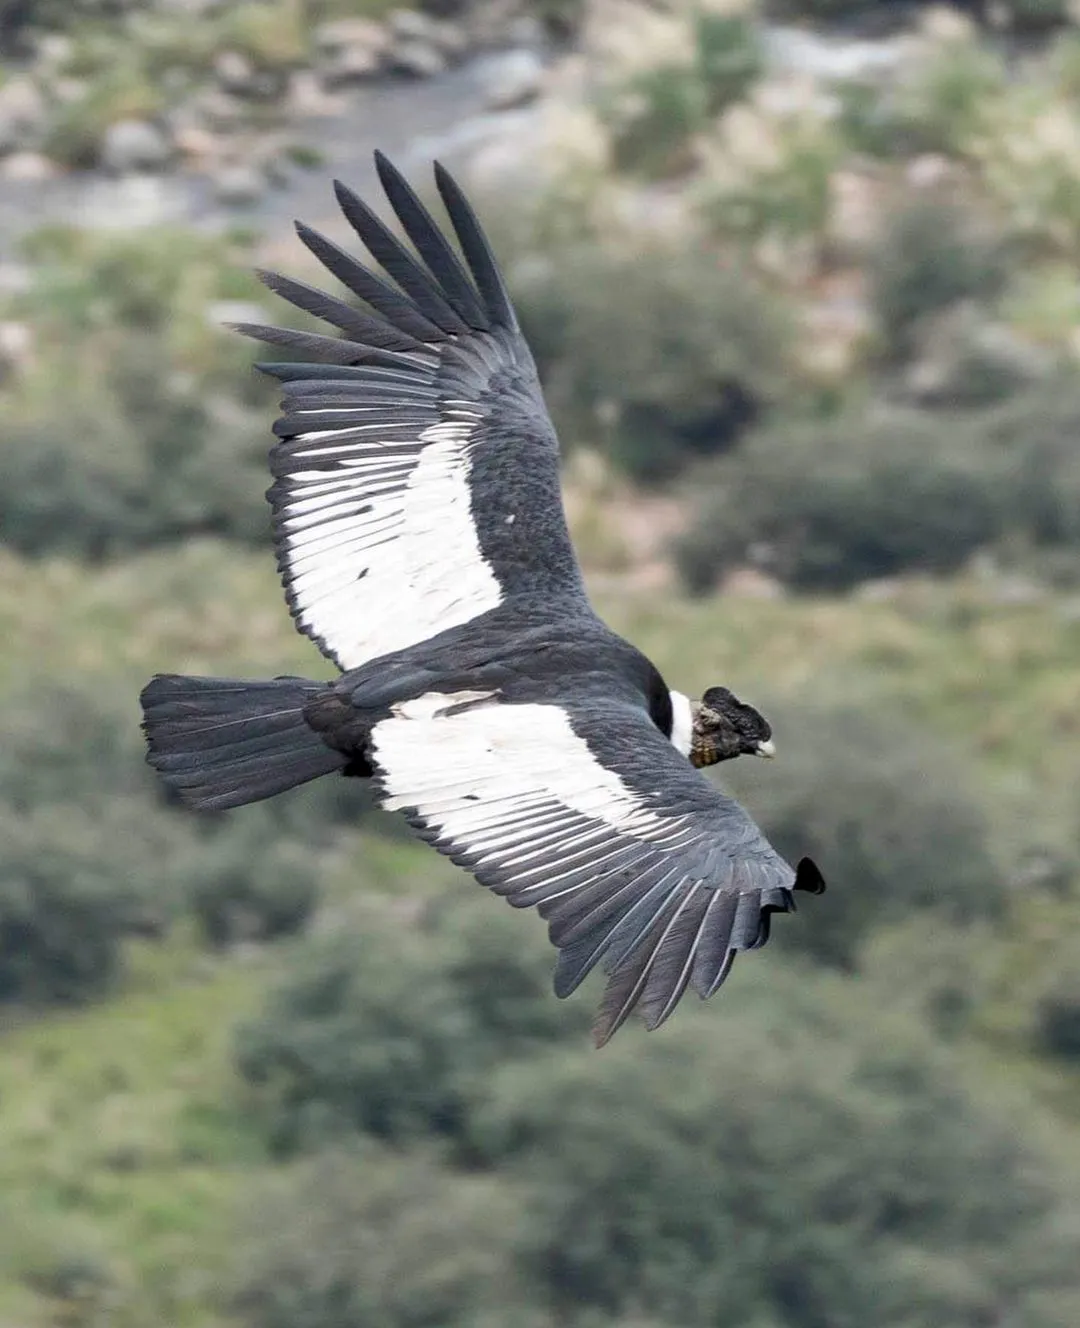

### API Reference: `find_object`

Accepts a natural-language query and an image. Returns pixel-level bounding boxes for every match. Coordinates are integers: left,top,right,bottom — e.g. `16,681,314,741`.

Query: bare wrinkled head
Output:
690,686,774,768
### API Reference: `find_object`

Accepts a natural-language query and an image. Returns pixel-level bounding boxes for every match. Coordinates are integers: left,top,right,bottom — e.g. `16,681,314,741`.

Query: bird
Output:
140,151,824,1046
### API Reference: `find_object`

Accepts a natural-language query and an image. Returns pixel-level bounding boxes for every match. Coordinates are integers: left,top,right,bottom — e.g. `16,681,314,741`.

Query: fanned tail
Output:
140,674,346,811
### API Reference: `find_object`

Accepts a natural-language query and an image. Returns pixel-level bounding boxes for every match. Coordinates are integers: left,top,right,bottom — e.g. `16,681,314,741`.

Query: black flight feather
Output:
374,149,490,332
333,178,469,335
434,159,518,331
255,268,421,351
293,220,447,342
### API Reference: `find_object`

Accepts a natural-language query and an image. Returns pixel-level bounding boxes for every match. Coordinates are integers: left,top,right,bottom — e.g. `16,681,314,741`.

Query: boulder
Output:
211,163,267,207
387,38,447,78
0,150,57,182
100,118,173,174
314,17,389,84
314,17,389,59
213,50,285,100
0,77,46,156
385,9,466,70
479,48,546,110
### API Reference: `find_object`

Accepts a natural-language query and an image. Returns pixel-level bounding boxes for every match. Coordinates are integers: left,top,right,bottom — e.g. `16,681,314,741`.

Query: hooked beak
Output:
754,740,776,759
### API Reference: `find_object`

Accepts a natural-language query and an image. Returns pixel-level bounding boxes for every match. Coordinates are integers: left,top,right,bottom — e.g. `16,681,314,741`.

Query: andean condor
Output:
140,153,824,1046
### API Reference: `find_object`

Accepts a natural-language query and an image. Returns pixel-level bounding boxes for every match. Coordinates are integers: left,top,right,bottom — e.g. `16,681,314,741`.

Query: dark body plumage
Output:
141,153,823,1046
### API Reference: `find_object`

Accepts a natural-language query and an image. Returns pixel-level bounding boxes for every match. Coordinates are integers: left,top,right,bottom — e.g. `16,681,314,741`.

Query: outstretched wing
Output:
370,691,824,1045
237,152,587,672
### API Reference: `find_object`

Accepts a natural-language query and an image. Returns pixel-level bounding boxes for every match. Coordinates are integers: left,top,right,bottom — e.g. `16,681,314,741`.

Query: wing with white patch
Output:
237,152,587,671
371,691,824,1045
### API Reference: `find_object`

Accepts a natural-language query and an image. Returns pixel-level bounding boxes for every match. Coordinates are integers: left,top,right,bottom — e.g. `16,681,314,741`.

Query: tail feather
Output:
140,674,347,811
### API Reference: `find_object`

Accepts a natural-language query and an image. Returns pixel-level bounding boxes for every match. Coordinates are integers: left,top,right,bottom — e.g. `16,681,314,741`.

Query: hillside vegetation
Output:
2,1,1080,1325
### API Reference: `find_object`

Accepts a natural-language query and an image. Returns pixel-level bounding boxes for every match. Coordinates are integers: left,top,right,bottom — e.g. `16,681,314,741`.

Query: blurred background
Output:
1,0,1080,1324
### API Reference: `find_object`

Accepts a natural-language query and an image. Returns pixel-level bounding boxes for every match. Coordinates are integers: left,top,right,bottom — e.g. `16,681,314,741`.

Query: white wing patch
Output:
374,693,677,843
278,404,502,670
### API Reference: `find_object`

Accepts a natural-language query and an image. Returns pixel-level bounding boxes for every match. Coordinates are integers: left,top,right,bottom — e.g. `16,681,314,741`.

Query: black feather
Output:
256,268,421,350
141,674,347,811
434,159,518,331
333,178,469,334
294,220,447,341
374,150,490,331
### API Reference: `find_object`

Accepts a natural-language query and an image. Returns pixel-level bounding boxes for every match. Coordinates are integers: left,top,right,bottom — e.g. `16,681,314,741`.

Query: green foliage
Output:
233,962,1080,1328
232,1147,537,1328
466,985,1080,1327
234,892,586,1153
1036,973,1080,1060
2,227,272,556
675,407,1002,592
702,116,844,255
870,198,1007,362
187,820,319,948
517,240,792,481
982,378,1080,559
42,66,165,169
723,701,1008,967
605,12,763,178
0,804,156,1004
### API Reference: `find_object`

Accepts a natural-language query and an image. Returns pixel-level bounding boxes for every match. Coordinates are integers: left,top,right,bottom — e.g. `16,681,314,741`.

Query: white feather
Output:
669,690,694,759
278,412,502,667
374,695,672,853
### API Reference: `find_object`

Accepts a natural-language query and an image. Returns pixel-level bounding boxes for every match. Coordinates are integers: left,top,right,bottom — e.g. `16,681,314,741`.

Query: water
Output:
0,53,538,255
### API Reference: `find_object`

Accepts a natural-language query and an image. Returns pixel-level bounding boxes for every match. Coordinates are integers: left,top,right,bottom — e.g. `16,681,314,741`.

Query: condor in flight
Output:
140,153,824,1046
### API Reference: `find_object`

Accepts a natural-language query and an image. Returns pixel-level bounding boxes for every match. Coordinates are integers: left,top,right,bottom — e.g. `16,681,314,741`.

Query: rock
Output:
76,174,189,230
387,38,448,78
287,69,348,116
764,26,914,83
211,163,267,207
314,17,390,85
100,118,173,174
35,33,74,68
479,48,546,110
388,9,441,42
905,153,955,190
387,9,466,61
0,77,46,156
320,44,386,87
213,50,285,100
314,16,388,58
172,124,223,162
188,88,248,131
465,0,536,50
0,150,57,182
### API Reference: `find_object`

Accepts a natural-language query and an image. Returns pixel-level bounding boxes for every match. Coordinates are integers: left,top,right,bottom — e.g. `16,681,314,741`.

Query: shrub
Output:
233,891,586,1154
983,377,1080,557
0,801,184,1004
869,198,1007,363
604,11,763,178
1036,974,1080,1060
516,240,793,482
720,700,1009,968
466,968,1080,1328
675,407,1001,592
2,227,273,556
231,1147,539,1328
187,817,319,948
